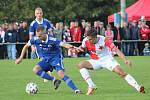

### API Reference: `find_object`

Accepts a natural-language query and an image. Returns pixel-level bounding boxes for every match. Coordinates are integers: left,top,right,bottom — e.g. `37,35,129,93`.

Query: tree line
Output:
0,0,136,23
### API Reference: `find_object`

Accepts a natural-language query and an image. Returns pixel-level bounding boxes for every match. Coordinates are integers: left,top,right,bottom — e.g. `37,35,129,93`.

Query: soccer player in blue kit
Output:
29,7,53,82
15,25,82,94
29,7,53,59
29,7,53,39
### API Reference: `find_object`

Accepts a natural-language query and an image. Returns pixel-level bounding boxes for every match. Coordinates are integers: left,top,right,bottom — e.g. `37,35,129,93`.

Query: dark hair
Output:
36,25,45,32
87,28,97,38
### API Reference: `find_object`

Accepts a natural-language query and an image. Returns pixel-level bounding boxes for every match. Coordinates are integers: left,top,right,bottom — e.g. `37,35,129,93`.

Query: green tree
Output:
0,0,137,22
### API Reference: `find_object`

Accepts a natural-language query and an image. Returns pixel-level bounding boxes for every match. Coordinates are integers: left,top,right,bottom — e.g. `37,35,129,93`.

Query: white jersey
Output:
82,35,116,60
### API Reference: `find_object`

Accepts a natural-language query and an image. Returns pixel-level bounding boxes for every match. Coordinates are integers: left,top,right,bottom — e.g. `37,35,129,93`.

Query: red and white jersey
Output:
82,35,116,60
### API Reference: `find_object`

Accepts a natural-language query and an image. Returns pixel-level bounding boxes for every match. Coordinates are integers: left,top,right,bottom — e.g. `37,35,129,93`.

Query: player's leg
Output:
50,56,81,93
43,71,52,82
112,65,145,93
33,65,55,81
33,60,61,90
56,69,82,94
77,60,97,95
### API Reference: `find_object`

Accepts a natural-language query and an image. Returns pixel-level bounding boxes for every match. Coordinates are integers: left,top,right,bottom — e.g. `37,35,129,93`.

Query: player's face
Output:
35,10,43,20
87,36,98,44
36,31,46,40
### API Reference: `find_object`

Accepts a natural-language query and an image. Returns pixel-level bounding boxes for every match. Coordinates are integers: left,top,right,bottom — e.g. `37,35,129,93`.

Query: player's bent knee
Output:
120,73,127,78
33,65,41,73
77,62,85,69
117,71,127,78
57,70,65,78
113,66,127,78
77,61,93,69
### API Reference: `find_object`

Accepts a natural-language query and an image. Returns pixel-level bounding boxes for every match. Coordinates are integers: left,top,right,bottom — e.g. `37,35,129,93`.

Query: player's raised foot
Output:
53,79,61,90
139,86,145,93
75,89,83,94
86,87,97,95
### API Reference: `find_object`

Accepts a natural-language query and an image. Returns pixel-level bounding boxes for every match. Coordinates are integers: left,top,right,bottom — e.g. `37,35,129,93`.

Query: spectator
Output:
113,24,123,50
3,23,9,32
130,20,140,56
0,26,5,59
19,21,23,28
54,22,64,40
0,26,5,43
94,21,100,35
105,24,114,41
98,22,105,36
70,21,81,42
69,21,74,40
63,25,72,42
84,21,92,37
69,21,82,57
13,22,19,32
80,20,86,41
143,43,150,56
16,20,29,58
140,20,150,40
122,22,132,56
139,20,150,55
4,23,17,60
62,25,72,57
53,22,62,40
1,23,8,58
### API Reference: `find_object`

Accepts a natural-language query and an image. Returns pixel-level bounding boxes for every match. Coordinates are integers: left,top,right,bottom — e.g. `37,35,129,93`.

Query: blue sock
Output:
36,70,54,81
62,75,78,91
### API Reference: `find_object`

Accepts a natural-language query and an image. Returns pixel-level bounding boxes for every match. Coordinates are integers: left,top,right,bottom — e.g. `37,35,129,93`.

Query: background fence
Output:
0,40,150,59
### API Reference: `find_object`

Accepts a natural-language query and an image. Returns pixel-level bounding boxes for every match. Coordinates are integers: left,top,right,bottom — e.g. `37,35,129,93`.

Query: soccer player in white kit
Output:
76,28,145,95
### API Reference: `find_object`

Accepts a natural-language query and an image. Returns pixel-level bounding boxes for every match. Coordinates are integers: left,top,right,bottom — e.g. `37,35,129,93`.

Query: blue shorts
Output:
37,57,65,72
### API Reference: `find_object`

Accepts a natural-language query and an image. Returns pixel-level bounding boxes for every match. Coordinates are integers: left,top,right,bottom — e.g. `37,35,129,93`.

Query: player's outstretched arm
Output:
60,42,74,49
75,46,85,53
115,47,132,67
60,42,84,52
15,44,30,64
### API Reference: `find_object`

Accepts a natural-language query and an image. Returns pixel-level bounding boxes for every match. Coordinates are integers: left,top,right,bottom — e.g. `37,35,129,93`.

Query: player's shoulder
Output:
82,37,88,42
43,18,51,23
98,35,105,39
30,20,37,26
98,35,106,42
47,34,57,41
30,36,38,41
28,36,38,45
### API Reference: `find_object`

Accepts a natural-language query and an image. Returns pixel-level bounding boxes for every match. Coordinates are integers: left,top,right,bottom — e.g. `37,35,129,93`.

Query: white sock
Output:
124,74,140,91
80,68,96,88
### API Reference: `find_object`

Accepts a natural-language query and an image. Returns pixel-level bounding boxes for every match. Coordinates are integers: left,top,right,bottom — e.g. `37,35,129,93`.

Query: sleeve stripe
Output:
27,40,31,46
59,41,64,46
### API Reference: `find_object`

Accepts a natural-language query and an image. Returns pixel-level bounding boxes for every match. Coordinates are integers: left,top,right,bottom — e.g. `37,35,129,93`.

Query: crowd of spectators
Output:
0,18,150,59
0,21,29,59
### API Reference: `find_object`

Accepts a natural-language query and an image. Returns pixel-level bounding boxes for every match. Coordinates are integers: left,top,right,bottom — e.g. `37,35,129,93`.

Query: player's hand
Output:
15,58,22,64
75,47,84,52
70,46,84,53
31,45,36,52
125,59,132,67
69,46,78,53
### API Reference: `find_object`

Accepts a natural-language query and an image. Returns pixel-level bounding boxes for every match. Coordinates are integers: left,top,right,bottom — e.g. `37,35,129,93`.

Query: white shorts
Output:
87,56,120,71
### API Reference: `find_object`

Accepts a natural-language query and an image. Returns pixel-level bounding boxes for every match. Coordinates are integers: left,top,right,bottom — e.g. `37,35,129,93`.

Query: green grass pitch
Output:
0,56,149,100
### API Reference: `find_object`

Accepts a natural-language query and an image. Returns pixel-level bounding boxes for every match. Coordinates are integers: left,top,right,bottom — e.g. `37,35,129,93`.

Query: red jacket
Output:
70,26,81,42
140,25,150,40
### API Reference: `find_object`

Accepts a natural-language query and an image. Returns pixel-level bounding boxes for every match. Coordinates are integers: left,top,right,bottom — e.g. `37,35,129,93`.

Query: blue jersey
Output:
27,34,62,58
29,18,53,36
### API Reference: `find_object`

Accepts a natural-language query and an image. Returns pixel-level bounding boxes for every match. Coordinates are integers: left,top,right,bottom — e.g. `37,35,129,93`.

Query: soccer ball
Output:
25,82,38,94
